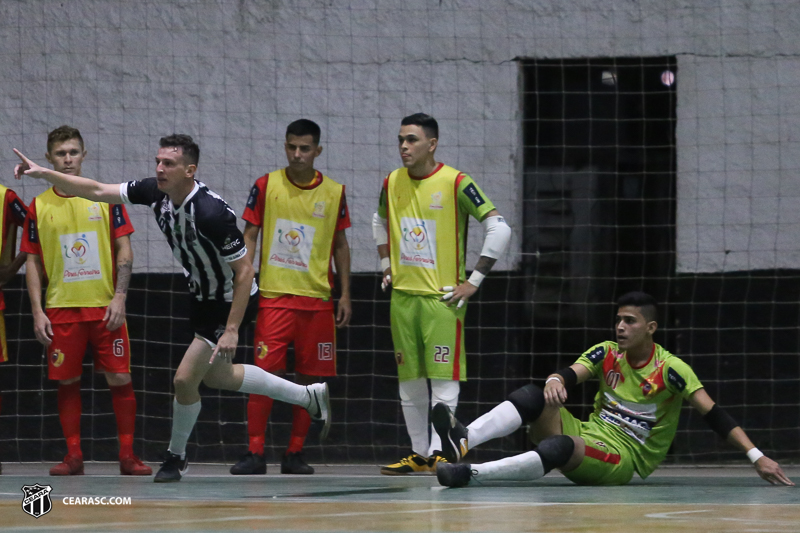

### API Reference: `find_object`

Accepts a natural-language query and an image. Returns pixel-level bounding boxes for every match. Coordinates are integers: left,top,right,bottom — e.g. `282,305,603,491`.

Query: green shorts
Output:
390,289,467,382
559,408,635,486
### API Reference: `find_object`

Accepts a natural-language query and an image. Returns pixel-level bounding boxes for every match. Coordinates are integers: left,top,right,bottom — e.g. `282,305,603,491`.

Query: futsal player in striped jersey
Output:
373,114,512,474
14,134,331,483
0,179,30,475
433,292,794,487
229,119,351,476
20,126,150,476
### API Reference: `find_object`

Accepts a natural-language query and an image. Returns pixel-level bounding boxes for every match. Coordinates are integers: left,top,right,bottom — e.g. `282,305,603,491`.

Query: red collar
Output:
409,162,443,181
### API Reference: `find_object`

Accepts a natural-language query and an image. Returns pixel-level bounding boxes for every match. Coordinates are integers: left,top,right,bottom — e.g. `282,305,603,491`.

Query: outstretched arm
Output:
689,388,794,486
14,149,123,204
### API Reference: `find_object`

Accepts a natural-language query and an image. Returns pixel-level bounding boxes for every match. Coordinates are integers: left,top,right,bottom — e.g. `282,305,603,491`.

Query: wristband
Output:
545,376,562,386
746,447,764,464
554,367,578,390
468,270,485,288
380,257,390,272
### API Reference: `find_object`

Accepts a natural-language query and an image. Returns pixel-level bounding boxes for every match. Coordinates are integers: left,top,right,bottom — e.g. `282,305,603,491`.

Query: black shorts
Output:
190,293,259,345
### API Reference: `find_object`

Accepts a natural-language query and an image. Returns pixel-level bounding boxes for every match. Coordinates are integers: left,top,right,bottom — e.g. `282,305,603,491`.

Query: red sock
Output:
57,382,82,458
287,404,311,454
247,394,273,455
109,382,136,458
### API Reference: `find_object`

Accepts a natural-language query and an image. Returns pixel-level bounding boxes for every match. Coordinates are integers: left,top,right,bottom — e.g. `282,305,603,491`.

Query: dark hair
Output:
47,125,84,153
401,113,438,140
159,134,200,166
286,119,321,145
616,291,658,322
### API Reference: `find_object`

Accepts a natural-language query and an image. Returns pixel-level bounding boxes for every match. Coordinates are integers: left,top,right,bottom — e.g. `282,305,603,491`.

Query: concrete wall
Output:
1,0,797,273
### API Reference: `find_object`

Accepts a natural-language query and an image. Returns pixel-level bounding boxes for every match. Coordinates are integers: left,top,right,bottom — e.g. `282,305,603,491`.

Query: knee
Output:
507,384,545,423
430,379,459,403
398,378,427,403
105,372,131,387
536,435,575,473
173,374,196,396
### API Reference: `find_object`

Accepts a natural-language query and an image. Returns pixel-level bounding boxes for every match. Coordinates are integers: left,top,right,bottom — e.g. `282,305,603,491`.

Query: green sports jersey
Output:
574,341,703,478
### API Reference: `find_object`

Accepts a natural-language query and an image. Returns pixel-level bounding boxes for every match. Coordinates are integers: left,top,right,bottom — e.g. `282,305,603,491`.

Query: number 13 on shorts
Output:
318,342,333,360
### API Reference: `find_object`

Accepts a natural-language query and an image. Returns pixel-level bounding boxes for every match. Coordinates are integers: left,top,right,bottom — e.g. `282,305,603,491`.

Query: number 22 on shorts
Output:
434,345,450,363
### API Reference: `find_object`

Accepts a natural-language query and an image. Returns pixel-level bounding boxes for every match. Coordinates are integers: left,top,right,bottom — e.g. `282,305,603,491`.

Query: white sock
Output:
399,378,430,456
168,399,201,457
472,451,545,483
428,379,459,456
238,365,308,406
467,401,523,448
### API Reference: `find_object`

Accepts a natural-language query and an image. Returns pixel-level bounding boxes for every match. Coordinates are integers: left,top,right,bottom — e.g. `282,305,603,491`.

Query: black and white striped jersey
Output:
119,178,256,302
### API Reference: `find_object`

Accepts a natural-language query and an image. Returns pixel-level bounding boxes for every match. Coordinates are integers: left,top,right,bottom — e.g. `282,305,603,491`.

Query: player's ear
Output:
45,152,53,164
185,163,197,177
647,320,658,335
315,144,323,157
428,137,438,153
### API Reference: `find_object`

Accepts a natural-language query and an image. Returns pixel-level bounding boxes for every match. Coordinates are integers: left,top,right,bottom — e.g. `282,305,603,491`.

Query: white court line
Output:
645,510,710,519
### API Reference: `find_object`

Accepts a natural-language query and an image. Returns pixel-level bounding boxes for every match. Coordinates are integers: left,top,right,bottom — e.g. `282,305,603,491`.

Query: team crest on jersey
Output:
256,341,268,360
640,358,666,397
429,192,443,210
313,202,326,218
87,203,102,221
21,484,52,518
51,349,65,367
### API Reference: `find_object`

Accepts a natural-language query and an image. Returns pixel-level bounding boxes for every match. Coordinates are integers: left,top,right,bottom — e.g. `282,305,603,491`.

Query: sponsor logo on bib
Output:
399,217,437,269
268,218,316,272
60,231,103,282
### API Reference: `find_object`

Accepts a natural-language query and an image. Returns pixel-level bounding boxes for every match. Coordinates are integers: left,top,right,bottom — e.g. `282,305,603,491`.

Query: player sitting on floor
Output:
432,291,794,488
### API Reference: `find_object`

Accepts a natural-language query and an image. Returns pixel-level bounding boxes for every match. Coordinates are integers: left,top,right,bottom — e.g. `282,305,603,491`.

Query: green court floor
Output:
1,464,798,532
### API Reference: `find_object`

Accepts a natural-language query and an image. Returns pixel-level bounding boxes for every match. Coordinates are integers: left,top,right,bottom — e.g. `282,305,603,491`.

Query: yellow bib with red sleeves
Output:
35,188,116,308
387,164,462,296
259,169,343,300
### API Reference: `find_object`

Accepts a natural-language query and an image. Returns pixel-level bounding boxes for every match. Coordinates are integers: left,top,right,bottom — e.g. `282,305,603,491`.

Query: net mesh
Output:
0,1,798,467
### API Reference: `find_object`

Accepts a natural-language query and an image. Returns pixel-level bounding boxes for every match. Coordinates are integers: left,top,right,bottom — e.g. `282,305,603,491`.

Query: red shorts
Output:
0,311,7,364
253,307,336,376
47,320,131,381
